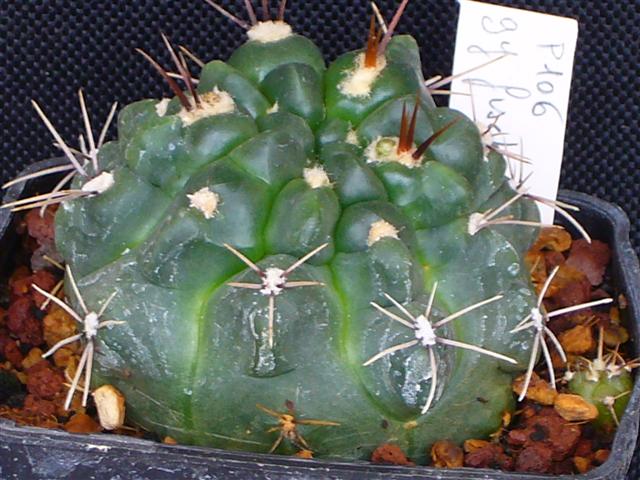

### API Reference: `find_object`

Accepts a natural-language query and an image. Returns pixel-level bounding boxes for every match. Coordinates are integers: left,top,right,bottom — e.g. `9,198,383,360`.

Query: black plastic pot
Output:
1,159,638,479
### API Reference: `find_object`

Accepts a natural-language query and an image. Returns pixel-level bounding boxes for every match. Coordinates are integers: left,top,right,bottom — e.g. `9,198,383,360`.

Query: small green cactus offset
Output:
568,327,635,434
9,0,583,463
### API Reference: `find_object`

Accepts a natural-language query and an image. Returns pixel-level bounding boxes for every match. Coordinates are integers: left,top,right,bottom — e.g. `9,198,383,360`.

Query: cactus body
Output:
569,369,633,434
54,23,540,462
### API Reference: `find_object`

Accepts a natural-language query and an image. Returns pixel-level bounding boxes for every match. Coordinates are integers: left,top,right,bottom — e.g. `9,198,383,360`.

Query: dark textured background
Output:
1,1,639,477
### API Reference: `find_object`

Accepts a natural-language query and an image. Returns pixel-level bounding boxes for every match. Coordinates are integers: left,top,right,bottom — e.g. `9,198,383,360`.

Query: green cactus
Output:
22,2,550,463
568,328,634,434
569,369,632,434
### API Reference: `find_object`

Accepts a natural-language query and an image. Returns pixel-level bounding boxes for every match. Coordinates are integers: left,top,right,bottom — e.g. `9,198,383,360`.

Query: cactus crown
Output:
3,0,596,463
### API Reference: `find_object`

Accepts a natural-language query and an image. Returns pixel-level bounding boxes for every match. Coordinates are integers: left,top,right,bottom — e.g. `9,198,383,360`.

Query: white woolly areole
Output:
247,21,293,43
346,129,359,145
365,136,421,168
591,356,608,375
339,52,387,98
531,308,544,331
267,102,279,114
178,88,235,126
260,267,286,296
414,315,437,347
605,362,625,378
585,364,601,383
585,350,620,381
82,171,115,195
563,369,576,382
303,166,331,189
467,212,485,236
187,187,220,219
155,98,170,117
367,219,399,246
84,312,100,338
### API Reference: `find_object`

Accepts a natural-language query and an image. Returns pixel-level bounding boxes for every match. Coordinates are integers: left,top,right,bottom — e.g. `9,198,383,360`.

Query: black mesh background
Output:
1,1,639,473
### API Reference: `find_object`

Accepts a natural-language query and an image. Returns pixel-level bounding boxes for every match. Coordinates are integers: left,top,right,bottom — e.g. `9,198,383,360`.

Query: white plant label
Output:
450,0,579,224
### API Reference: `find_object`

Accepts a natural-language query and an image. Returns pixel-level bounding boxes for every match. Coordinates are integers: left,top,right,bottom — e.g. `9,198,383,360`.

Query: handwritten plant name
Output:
462,13,569,134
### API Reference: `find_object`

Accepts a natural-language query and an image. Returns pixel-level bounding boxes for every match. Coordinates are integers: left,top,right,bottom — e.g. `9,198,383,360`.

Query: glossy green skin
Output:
569,370,633,434
55,32,540,462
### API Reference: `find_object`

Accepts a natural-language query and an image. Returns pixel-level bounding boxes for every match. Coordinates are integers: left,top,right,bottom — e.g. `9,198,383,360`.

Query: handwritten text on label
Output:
450,0,579,224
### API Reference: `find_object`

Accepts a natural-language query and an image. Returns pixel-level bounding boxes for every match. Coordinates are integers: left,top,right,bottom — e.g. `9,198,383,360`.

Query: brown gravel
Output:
26,360,64,399
431,440,464,468
464,441,514,470
515,444,554,473
507,407,582,462
566,239,610,286
512,372,558,405
23,394,57,417
24,208,57,248
371,444,415,466
3,340,24,366
554,394,599,422
7,296,43,345
64,413,102,434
